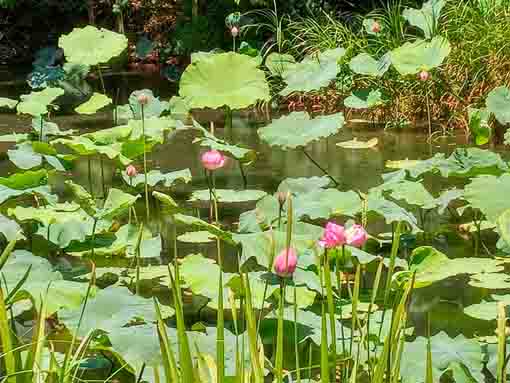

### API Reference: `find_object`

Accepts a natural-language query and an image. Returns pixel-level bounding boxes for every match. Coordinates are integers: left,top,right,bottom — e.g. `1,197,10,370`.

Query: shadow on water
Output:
1,73,509,340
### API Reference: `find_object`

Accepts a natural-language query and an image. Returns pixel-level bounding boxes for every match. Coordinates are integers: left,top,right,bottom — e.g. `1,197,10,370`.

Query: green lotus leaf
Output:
497,209,510,247
283,285,316,308
464,173,510,222
363,18,382,35
0,97,18,109
337,137,378,149
173,213,236,246
59,26,128,66
168,96,191,119
349,52,390,77
83,125,133,144
128,89,170,120
17,87,64,116
0,214,24,241
190,189,267,204
265,52,296,76
0,170,55,205
179,52,270,110
0,133,29,143
386,180,438,209
486,86,510,125
96,188,139,220
152,191,179,211
277,176,331,195
53,136,131,165
435,188,463,214
468,107,491,145
75,92,112,115
280,48,346,96
366,191,419,230
344,89,386,109
469,273,510,290
8,142,66,171
402,0,445,38
293,189,361,220
464,295,510,321
238,195,281,233
32,117,75,138
59,286,173,337
227,271,279,310
258,111,344,149
177,230,216,243
400,331,483,383
123,169,191,189
390,36,451,75
128,117,176,144
408,246,504,288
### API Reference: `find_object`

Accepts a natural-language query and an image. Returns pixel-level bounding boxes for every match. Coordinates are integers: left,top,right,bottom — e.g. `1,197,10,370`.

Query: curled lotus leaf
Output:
486,86,510,125
123,169,192,188
75,92,112,115
349,52,390,77
403,0,446,38
468,107,491,145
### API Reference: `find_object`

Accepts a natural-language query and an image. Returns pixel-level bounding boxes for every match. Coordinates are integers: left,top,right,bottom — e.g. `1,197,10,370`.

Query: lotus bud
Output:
318,222,346,249
231,26,239,37
137,93,150,105
419,70,430,82
371,21,381,33
276,191,287,207
273,248,298,277
345,224,368,248
126,165,138,178
201,150,226,171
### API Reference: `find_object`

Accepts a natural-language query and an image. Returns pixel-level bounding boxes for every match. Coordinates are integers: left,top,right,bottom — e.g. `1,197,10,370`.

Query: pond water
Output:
0,72,507,380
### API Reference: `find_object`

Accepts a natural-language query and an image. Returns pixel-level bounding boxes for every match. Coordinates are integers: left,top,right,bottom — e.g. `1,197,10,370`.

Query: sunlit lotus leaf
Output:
0,97,18,109
152,191,179,211
363,18,382,35
0,169,56,205
265,52,296,76
337,138,378,149
400,332,483,383
293,189,361,220
486,86,510,125
59,286,173,336
190,189,267,203
123,169,191,188
469,273,510,290
349,52,390,77
17,87,64,116
75,92,112,114
180,52,270,110
8,142,67,171
386,159,420,170
83,125,133,144
405,246,504,288
96,188,139,220
403,0,445,38
435,188,463,214
53,136,131,165
280,48,346,96
258,111,344,149
344,89,386,109
464,295,510,321
32,117,75,138
173,213,236,245
277,176,331,195
283,286,316,308
498,209,510,247
168,96,191,119
1,250,90,315
227,272,279,310
59,26,128,66
0,133,29,143
177,231,216,243
128,89,170,120
390,36,450,75
128,117,177,144
468,107,491,145
0,214,24,241
464,174,510,222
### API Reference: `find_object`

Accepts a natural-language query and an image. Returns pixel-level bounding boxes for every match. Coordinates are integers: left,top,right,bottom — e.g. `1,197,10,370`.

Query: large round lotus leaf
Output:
486,86,510,125
17,87,64,116
258,111,344,149
293,189,361,220
390,36,450,75
344,89,385,109
349,53,390,77
75,92,112,115
179,52,270,110
403,0,445,39
265,52,296,76
59,26,128,66
464,174,510,222
280,48,346,96
464,295,510,321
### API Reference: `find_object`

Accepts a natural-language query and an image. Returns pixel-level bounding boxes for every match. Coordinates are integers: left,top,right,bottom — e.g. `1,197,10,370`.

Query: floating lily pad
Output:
180,52,270,110
173,213,236,246
258,111,344,149
75,93,112,114
464,295,510,321
403,0,445,38
337,137,378,149
349,53,390,77
486,86,510,125
190,189,267,203
293,189,361,220
469,273,510,290
177,231,217,243
390,36,450,75
344,89,385,109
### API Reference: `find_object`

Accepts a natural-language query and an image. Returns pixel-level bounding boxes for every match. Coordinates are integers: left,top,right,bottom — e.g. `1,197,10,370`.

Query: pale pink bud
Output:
276,191,287,207
231,26,239,37
137,93,150,105
345,224,368,248
126,165,138,178
419,70,430,82
318,222,346,249
201,150,226,171
371,21,381,33
273,248,298,277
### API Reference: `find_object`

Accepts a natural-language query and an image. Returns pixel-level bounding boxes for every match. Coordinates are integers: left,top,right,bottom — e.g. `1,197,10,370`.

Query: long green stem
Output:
97,65,107,94
90,218,98,258
88,156,94,199
276,280,285,383
323,249,336,375
294,285,301,383
141,105,150,221
336,245,346,356
0,286,16,383
135,224,144,296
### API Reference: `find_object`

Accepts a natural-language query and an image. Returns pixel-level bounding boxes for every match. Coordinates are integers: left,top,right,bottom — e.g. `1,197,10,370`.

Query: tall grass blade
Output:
154,299,179,383
0,284,16,383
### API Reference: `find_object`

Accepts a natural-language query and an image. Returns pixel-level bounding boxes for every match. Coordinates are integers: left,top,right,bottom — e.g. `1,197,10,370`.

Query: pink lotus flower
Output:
318,222,346,249
201,150,226,171
345,224,368,248
419,70,430,81
126,165,138,178
371,21,381,33
273,248,298,277
231,26,239,37
137,93,150,105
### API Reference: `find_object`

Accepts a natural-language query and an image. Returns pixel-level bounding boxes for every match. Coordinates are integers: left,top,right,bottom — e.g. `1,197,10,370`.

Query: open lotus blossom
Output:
345,224,368,248
371,21,381,33
273,248,298,277
126,165,138,178
231,26,239,37
201,150,226,171
137,93,150,105
319,222,346,249
419,70,430,81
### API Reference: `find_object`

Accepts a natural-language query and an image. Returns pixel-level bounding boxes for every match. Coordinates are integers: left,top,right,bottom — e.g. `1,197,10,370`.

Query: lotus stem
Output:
302,149,340,187
294,285,301,383
217,237,225,383
39,116,44,142
88,156,94,199
135,224,144,296
96,65,106,95
141,104,150,221
335,245,346,356
0,286,16,383
239,161,248,189
100,156,106,199
275,279,285,383
90,218,98,258
323,249,337,373
136,363,146,383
